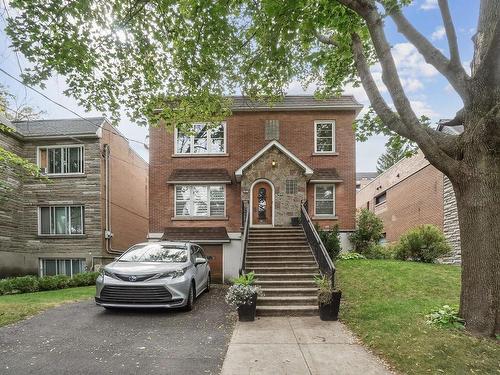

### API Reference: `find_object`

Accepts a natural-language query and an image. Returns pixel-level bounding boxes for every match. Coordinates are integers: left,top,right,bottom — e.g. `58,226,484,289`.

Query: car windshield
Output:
118,244,188,263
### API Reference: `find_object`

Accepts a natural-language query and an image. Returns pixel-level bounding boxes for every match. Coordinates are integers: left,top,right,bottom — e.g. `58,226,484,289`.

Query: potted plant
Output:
314,275,341,321
225,272,262,321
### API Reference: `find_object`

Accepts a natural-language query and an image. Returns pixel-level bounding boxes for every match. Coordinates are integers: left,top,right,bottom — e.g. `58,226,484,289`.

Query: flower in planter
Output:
225,272,263,307
314,275,341,321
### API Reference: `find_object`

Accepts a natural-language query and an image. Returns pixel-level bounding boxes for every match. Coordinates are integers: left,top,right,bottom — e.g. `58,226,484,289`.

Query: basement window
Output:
40,258,86,277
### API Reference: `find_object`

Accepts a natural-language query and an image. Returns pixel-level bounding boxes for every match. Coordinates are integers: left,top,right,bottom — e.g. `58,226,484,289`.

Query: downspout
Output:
103,144,122,255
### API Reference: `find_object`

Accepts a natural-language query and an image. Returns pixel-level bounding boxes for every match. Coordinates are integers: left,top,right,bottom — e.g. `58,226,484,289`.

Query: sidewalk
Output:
221,316,392,375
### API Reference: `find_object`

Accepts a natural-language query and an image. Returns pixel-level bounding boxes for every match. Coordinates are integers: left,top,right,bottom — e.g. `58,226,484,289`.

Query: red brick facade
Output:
356,152,444,243
149,105,358,234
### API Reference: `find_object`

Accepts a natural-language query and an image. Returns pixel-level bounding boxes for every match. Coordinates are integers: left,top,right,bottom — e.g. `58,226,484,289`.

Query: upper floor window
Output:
375,192,387,205
39,206,84,235
314,121,335,153
314,184,335,216
38,145,84,175
175,185,225,217
175,122,226,155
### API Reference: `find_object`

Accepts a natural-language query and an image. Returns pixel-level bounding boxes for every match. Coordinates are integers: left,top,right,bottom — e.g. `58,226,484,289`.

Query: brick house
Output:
0,115,149,277
148,96,362,282
356,124,462,263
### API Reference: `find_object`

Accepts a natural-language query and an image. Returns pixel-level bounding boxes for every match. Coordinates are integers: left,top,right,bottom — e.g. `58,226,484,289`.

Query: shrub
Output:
338,252,366,260
349,209,384,255
395,225,451,263
231,271,256,286
6,275,39,294
426,305,464,329
226,272,262,307
0,272,99,295
364,243,395,259
315,224,342,260
69,272,99,287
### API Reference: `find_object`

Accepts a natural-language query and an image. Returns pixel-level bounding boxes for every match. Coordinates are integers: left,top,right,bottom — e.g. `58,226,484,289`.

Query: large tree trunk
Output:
450,136,500,337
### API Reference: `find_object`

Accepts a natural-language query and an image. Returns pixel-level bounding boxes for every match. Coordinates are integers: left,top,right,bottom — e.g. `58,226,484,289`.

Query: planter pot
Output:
291,217,300,226
237,293,258,321
319,291,341,321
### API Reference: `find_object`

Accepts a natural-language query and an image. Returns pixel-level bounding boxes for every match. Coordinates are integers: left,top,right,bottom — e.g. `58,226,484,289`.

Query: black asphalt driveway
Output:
0,285,236,375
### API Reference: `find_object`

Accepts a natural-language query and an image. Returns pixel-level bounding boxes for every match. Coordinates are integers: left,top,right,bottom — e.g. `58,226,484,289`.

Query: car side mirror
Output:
195,257,207,266
206,255,214,261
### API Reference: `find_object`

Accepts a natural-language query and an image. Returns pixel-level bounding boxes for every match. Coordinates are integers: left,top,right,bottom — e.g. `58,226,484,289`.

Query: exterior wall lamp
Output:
271,160,277,168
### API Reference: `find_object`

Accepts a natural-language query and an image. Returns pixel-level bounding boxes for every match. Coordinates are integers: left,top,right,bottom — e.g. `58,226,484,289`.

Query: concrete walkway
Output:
221,317,392,375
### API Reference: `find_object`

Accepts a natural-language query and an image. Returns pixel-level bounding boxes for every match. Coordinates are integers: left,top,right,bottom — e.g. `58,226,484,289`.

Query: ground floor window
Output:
175,185,225,217
314,184,336,216
38,206,84,235
40,258,86,277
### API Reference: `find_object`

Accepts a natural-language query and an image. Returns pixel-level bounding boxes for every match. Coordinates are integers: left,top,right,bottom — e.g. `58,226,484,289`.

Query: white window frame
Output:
37,145,85,175
314,120,336,153
314,184,336,216
39,258,86,277
174,122,227,155
174,185,226,218
38,205,85,236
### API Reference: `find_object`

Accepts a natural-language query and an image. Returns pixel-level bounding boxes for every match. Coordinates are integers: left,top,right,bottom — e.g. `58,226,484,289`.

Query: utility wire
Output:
0,67,148,147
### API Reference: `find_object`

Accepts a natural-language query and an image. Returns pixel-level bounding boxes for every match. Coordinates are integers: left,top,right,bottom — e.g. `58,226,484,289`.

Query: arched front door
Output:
252,181,273,225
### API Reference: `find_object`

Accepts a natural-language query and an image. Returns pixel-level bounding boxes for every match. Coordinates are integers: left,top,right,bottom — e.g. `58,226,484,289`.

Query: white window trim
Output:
36,145,85,176
174,122,227,155
38,205,85,236
174,184,226,218
314,184,336,216
314,120,336,153
39,258,86,277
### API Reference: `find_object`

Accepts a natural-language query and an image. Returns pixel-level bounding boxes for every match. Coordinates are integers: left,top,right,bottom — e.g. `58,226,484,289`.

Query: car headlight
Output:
101,269,116,279
153,268,186,280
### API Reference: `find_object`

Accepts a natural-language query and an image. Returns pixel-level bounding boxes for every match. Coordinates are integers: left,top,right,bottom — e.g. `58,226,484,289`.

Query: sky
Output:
0,0,479,171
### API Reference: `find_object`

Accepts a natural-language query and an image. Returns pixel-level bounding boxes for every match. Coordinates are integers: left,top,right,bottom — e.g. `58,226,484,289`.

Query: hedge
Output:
0,272,99,296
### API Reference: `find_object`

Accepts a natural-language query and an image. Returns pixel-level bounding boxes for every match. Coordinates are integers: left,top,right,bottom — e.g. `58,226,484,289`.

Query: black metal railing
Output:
300,200,336,288
239,200,250,275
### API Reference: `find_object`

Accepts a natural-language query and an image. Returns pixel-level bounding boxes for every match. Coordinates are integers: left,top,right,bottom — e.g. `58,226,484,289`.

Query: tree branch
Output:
439,108,464,128
314,30,338,46
350,31,461,175
438,0,461,67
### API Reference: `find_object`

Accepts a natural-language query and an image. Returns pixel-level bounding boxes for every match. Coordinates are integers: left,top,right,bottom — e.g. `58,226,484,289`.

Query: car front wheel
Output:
184,283,195,311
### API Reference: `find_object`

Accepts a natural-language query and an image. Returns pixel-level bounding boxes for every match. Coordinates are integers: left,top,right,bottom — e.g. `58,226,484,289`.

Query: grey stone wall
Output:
0,131,25,258
0,138,104,277
441,175,461,264
240,147,306,226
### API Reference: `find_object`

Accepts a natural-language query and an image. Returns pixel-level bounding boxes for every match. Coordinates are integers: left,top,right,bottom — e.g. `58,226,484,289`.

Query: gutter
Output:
103,143,123,255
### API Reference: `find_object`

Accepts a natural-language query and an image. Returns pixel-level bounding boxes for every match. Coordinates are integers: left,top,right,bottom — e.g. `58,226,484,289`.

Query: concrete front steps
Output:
244,226,319,316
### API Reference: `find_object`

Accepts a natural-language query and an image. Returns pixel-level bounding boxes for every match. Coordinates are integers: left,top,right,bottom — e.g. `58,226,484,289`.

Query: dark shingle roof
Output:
310,168,342,182
12,117,105,137
167,169,232,184
230,95,363,112
162,227,230,242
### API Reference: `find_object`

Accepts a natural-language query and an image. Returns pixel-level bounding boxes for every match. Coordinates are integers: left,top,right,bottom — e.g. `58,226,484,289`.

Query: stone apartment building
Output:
148,96,362,282
0,115,149,277
356,145,461,263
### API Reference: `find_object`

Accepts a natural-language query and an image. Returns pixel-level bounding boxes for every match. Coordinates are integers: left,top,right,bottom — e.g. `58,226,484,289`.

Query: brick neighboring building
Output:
148,96,362,282
0,115,149,277
356,142,461,263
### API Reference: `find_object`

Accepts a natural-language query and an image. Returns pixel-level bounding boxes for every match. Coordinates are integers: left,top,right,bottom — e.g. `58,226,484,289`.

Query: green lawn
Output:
0,286,95,327
336,260,499,375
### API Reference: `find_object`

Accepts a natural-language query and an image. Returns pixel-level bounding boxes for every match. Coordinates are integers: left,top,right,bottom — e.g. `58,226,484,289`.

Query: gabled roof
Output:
234,140,314,181
12,117,105,138
167,169,232,184
231,95,363,113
